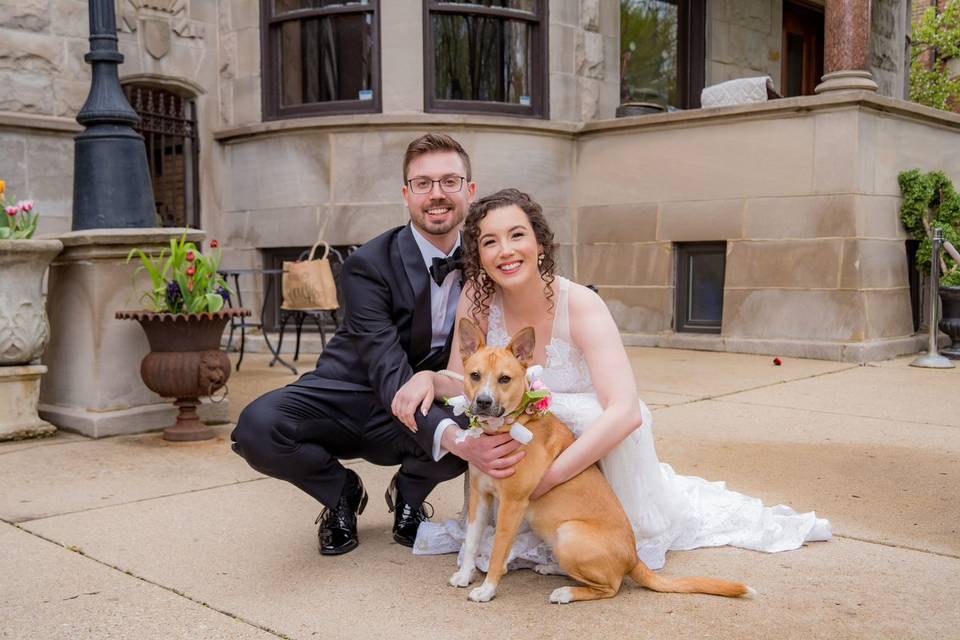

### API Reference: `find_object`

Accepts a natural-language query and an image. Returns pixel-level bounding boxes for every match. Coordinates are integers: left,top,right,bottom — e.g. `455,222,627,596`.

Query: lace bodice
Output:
486,277,593,394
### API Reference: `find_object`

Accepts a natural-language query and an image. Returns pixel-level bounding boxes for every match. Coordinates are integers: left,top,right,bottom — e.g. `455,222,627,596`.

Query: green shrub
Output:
899,169,960,286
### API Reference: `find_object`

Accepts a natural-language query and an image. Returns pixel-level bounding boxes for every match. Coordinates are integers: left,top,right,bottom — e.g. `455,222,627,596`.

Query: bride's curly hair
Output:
462,188,557,321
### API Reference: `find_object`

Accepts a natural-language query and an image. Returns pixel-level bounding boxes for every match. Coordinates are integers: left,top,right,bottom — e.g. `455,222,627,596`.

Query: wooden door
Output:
782,1,824,97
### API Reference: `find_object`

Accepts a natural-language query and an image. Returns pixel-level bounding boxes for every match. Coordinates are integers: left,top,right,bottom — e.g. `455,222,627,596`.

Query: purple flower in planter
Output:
216,285,230,303
166,281,183,308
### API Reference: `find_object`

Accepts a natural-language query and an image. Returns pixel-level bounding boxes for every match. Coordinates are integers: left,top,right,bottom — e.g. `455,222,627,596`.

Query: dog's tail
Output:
628,561,755,598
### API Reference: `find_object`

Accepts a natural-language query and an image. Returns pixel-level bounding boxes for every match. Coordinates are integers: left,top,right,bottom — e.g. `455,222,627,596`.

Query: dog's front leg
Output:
468,498,527,603
450,481,491,588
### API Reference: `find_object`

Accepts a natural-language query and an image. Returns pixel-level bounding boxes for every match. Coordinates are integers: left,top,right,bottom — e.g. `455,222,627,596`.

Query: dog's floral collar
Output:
444,366,550,445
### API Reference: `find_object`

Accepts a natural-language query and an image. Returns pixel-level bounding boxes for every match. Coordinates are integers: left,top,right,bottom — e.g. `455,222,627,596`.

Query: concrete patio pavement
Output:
2,349,958,639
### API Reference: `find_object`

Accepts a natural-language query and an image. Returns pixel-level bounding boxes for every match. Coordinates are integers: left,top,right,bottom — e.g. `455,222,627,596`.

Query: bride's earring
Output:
537,254,544,267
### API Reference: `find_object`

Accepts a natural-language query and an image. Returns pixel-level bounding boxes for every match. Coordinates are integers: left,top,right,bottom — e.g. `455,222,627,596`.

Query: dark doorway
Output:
782,1,824,97
124,85,200,228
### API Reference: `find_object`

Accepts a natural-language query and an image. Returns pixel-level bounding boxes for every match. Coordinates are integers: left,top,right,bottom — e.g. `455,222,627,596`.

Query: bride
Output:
392,188,831,573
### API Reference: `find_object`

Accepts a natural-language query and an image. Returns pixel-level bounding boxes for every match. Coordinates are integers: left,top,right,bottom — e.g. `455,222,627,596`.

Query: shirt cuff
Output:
433,418,457,461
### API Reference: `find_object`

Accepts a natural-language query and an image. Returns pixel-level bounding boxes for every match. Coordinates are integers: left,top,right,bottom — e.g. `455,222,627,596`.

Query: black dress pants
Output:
230,382,466,509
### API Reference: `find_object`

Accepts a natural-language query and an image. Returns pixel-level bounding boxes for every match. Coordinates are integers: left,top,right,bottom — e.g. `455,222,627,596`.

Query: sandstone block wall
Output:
576,94,960,360
216,121,578,322
706,0,784,92
0,0,90,118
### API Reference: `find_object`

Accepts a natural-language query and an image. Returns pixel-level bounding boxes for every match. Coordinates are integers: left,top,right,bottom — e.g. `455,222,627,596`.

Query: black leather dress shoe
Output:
384,473,433,547
316,469,368,556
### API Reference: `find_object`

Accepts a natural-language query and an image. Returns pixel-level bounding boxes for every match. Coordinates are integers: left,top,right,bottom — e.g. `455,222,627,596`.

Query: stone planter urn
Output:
116,309,250,441
939,286,960,359
0,238,64,440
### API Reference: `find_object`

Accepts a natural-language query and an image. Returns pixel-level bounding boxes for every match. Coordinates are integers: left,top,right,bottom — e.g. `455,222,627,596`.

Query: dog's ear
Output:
459,317,486,360
507,326,536,365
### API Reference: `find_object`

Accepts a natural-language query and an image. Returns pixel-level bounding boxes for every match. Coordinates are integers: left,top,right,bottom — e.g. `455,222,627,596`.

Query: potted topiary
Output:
0,179,63,440
899,169,960,358
117,234,249,441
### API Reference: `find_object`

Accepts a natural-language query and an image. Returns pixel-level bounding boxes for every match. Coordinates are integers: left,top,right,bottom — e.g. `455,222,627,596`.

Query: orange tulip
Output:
0,179,5,195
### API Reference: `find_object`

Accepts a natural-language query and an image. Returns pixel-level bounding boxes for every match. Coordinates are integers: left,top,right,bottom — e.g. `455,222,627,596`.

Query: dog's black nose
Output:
474,395,493,412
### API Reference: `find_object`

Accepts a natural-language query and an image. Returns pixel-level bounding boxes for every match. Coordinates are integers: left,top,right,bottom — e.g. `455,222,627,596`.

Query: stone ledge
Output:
0,110,81,133
620,331,935,363
214,112,581,143
42,228,206,262
580,91,960,137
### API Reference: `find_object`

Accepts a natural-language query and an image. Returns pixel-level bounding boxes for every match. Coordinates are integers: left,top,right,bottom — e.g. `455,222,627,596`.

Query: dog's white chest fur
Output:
472,468,499,496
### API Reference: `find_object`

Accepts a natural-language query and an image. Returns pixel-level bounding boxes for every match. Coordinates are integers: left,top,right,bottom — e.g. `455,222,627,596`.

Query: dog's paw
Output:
468,582,497,603
533,562,562,576
549,586,574,604
449,568,476,588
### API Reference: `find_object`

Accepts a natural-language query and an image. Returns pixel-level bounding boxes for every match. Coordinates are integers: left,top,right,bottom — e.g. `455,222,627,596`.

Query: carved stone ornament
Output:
0,239,64,365
117,0,205,41
143,17,171,59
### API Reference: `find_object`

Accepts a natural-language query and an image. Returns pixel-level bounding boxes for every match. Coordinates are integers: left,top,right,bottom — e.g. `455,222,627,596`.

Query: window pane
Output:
440,0,537,12
433,14,532,104
620,0,679,107
785,33,804,97
279,13,374,106
273,0,369,14
687,252,725,324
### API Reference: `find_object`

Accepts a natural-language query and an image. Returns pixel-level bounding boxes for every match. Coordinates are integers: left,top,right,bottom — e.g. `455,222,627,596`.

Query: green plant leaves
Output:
899,169,960,285
126,233,229,314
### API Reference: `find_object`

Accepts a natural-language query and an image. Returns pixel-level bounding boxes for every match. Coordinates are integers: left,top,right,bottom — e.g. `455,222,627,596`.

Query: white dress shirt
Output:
408,225,461,460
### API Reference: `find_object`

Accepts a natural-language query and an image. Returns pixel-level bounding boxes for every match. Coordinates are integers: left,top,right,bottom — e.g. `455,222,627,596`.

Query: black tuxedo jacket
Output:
292,224,463,453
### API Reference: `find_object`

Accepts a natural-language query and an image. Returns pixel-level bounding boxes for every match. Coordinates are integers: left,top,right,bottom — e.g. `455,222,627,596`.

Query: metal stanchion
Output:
911,228,954,369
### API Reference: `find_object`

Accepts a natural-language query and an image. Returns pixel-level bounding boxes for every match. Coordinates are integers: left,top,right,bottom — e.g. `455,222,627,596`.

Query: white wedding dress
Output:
413,277,831,572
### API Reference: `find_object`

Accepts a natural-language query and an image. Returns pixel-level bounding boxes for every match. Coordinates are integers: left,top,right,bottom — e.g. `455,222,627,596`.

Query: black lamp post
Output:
72,0,156,230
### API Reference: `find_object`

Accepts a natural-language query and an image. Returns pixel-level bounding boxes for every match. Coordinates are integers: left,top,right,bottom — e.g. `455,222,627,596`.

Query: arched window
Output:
123,85,200,228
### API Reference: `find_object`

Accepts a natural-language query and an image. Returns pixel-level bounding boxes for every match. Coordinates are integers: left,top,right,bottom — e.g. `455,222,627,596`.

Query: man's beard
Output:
416,200,463,235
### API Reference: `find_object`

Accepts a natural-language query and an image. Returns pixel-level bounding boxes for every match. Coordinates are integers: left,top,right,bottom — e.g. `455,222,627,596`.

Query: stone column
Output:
815,0,880,93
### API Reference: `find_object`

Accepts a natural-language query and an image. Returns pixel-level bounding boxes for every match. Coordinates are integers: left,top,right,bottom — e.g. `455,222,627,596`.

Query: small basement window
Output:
675,242,726,333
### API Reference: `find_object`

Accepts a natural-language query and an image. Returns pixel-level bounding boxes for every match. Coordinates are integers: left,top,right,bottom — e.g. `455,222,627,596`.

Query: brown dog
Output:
449,318,753,603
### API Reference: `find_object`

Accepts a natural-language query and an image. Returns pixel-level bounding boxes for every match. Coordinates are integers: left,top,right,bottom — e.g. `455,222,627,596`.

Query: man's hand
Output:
442,429,525,478
391,371,436,432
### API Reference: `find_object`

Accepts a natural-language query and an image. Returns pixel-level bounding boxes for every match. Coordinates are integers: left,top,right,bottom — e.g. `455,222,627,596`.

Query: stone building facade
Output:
2,0,959,362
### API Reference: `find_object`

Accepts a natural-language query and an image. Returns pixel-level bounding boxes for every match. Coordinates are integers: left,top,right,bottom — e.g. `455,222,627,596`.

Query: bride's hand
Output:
391,371,436,432
530,466,561,499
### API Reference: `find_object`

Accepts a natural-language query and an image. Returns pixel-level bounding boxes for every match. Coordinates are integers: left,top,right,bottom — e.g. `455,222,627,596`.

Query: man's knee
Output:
231,395,293,467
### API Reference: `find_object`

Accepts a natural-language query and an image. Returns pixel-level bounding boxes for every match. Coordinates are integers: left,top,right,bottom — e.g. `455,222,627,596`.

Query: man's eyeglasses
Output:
407,175,466,195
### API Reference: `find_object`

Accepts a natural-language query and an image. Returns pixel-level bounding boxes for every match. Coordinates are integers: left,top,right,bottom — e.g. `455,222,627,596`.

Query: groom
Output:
231,133,524,555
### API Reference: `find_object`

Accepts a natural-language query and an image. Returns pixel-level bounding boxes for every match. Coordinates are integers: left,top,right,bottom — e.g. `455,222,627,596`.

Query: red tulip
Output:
187,280,195,292
186,266,196,277
210,239,219,248
186,250,195,262
773,357,782,366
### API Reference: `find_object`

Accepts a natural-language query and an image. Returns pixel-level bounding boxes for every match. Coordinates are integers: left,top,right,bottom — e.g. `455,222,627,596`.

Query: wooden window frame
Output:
675,242,726,334
621,0,704,109
423,0,549,119
679,0,706,109
260,0,382,120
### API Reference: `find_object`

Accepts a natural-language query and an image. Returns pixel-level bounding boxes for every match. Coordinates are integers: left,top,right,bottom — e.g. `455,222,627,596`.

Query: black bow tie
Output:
429,247,463,286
